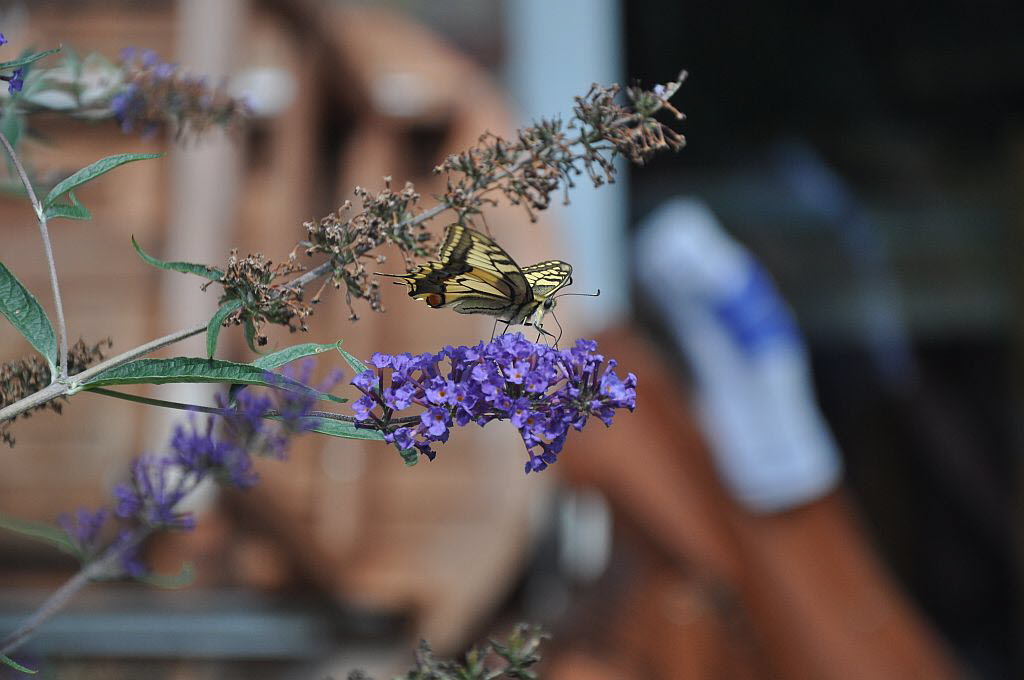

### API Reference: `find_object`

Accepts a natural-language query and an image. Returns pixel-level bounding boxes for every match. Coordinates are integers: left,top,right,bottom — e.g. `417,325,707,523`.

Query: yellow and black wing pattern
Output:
381,224,571,326
522,261,573,300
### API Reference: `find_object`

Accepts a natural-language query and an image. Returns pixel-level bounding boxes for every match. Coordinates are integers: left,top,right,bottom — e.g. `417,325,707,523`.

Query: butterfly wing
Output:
522,260,573,299
384,224,533,319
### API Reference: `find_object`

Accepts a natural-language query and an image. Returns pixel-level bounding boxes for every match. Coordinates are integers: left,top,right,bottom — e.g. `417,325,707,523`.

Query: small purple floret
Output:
7,67,23,94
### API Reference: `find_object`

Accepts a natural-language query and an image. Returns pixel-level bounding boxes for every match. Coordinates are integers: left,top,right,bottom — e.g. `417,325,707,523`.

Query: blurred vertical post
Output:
503,0,627,331
144,0,245,453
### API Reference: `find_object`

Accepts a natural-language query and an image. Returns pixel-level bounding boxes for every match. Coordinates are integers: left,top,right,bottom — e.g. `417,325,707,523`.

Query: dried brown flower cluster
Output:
0,339,112,446
437,77,687,223
302,178,428,319
213,252,308,347
112,48,247,139
212,75,686,331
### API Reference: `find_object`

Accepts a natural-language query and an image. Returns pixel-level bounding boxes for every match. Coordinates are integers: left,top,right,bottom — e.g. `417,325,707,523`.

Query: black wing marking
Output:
522,260,573,298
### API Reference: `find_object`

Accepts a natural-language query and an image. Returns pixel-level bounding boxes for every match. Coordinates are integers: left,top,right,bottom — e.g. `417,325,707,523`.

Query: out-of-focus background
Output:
0,0,1017,678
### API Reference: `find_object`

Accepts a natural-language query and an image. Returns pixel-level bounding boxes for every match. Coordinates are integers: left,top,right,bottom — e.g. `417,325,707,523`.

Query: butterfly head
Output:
527,296,557,328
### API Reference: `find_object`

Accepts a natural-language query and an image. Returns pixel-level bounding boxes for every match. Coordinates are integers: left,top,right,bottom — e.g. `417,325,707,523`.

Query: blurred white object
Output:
635,198,842,512
231,66,297,118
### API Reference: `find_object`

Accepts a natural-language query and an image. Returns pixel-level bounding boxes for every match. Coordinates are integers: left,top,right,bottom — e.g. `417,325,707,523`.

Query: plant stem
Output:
66,322,208,387
0,529,147,657
0,129,69,380
0,322,207,423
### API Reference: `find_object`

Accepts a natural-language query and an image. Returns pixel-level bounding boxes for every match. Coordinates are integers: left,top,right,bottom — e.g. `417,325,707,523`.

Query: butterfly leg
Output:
491,318,513,341
535,324,557,346
551,312,564,348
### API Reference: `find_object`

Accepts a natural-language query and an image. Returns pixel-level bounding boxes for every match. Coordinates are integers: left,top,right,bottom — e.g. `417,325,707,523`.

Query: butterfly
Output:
379,224,573,339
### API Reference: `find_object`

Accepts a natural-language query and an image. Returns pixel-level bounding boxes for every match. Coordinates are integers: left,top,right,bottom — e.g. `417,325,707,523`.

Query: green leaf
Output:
0,46,61,72
251,341,341,370
0,511,74,554
242,317,259,354
336,346,377,398
131,235,223,281
206,299,243,359
44,190,92,221
229,341,347,405
305,418,385,441
138,561,196,589
0,105,23,181
80,357,315,395
1,654,37,674
0,261,57,374
45,152,162,208
0,104,23,150
336,346,369,376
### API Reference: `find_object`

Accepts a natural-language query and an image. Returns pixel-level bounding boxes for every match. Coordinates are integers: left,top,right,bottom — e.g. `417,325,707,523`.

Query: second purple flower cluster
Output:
62,364,327,577
350,334,637,473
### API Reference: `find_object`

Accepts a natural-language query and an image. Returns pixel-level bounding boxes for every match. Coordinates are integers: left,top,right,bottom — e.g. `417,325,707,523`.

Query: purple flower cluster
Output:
57,507,109,558
113,380,322,533
350,334,637,473
56,506,144,576
57,365,329,577
113,47,247,138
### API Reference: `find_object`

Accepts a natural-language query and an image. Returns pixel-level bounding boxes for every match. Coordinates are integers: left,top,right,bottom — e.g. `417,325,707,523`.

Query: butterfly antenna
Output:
555,288,601,299
479,215,494,238
374,271,410,284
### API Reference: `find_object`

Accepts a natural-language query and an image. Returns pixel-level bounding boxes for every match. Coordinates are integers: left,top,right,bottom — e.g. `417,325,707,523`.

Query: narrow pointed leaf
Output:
82,357,314,394
45,152,162,208
206,299,243,359
336,346,378,397
0,261,57,373
251,341,341,370
336,346,369,375
0,654,37,674
229,341,347,404
0,46,61,71
254,340,348,403
305,418,385,441
44,191,92,221
0,511,74,554
131,236,223,280
242,317,259,353
0,105,23,151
